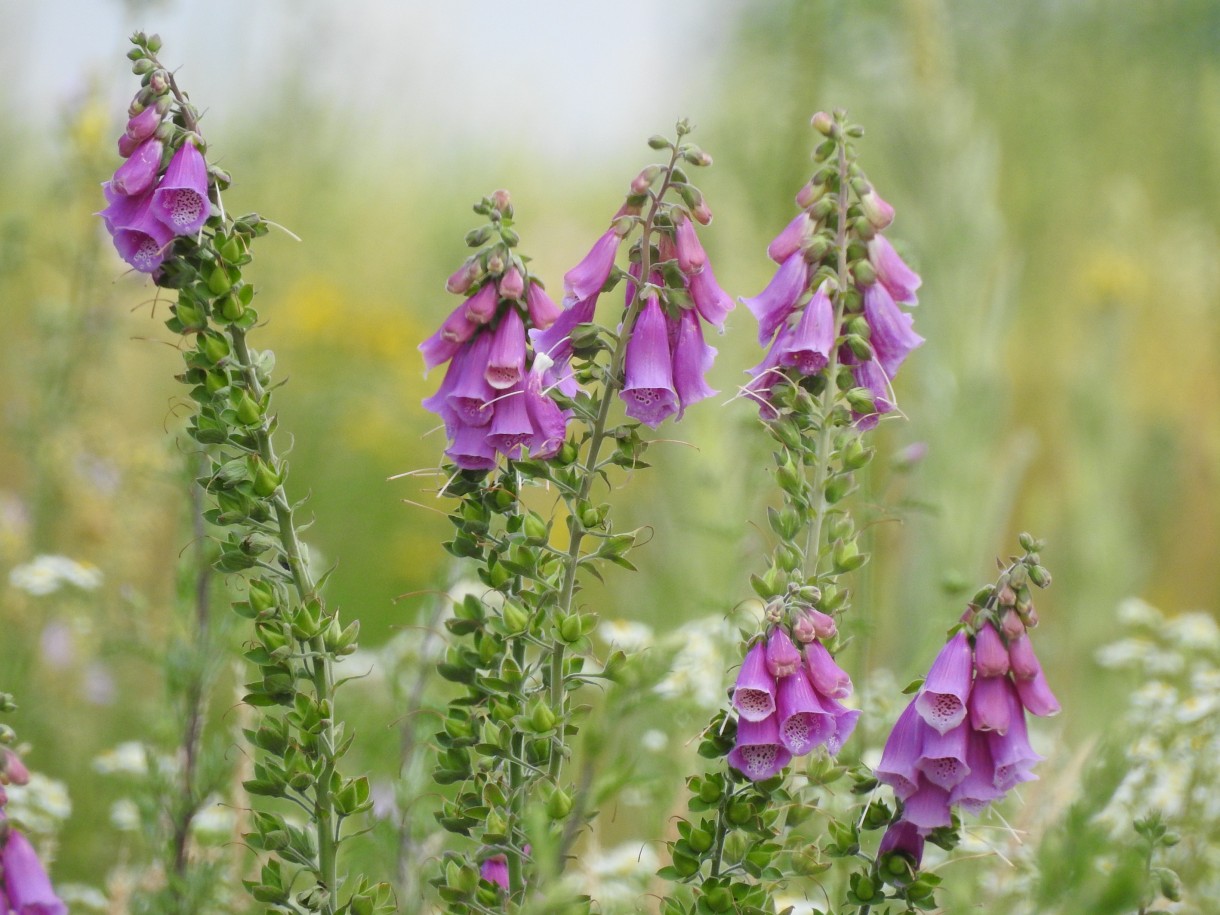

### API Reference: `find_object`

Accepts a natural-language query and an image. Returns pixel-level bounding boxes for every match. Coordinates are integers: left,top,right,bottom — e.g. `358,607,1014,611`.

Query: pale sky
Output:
0,0,734,163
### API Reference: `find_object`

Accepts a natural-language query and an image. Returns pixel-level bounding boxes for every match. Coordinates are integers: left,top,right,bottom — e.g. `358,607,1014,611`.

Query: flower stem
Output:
230,327,341,911
804,136,853,577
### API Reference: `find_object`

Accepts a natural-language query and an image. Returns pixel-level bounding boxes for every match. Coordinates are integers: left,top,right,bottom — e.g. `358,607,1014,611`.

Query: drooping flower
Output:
151,140,210,236
111,137,163,197
778,282,834,375
564,228,620,302
619,297,678,428
868,235,921,305
525,283,562,330
861,282,923,379
804,639,852,699
776,672,833,755
688,261,733,330
766,213,812,264
727,714,791,781
123,103,162,143
485,306,527,391
107,189,174,274
914,632,972,735
669,307,717,418
499,265,525,300
2,829,67,915
740,252,808,347
673,216,707,274
732,641,776,723
972,622,1009,677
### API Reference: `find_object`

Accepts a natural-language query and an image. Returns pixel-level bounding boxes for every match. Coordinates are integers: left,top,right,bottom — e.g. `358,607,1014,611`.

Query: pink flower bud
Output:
765,627,801,678
811,111,834,135
691,200,713,225
499,266,525,300
1007,634,1041,680
125,103,162,142
2,750,29,786
446,258,481,295
972,622,1009,677
860,189,895,229
490,188,512,216
1001,609,1025,640
795,181,819,209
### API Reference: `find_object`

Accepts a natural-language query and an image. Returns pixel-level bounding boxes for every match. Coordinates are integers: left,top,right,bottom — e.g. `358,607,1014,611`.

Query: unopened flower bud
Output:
1001,608,1025,639
811,111,835,136
499,266,525,300
149,70,170,94
647,135,670,150
851,260,877,285
1,750,29,786
545,786,573,819
486,252,505,275
446,257,481,294
631,165,661,195
501,601,529,634
860,189,895,229
765,627,801,677
490,188,513,216
833,539,866,572
526,698,558,733
691,200,713,225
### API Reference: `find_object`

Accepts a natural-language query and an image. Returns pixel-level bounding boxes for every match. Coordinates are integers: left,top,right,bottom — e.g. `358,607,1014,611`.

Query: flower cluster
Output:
0,750,66,914
420,194,570,470
613,206,734,428
729,615,859,781
876,610,1059,859
99,78,211,274
740,119,922,425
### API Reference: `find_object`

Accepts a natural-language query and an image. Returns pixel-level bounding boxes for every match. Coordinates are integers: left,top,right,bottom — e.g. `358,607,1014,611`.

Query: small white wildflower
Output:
8,555,103,595
1174,693,1219,725
93,741,150,776
1094,637,1157,670
1145,647,1186,676
1117,597,1163,629
1167,612,1220,653
1130,680,1178,714
54,884,109,911
6,772,72,832
110,798,140,831
640,729,667,752
597,619,654,652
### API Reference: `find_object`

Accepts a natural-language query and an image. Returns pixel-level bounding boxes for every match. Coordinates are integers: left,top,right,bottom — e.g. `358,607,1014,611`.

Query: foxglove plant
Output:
659,109,921,913
868,539,1056,910
100,35,388,915
422,121,731,911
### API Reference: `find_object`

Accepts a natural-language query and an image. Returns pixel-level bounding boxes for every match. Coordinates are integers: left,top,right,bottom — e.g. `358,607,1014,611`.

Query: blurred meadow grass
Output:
0,0,1218,898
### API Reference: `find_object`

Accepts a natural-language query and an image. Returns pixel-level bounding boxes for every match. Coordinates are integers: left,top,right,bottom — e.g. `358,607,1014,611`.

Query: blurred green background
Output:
1,0,1218,897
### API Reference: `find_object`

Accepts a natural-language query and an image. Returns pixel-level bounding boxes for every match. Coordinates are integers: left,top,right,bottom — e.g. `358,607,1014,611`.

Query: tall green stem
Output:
804,138,852,576
231,328,340,910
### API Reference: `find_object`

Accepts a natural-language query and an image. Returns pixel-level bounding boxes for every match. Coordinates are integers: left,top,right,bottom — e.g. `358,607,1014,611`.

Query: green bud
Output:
845,335,873,361
776,542,802,572
687,826,713,853
824,472,851,504
207,266,233,296
251,460,280,497
845,387,875,414
501,601,529,634
558,441,578,464
523,512,548,542
465,226,492,247
545,786,573,819
845,316,870,339
726,801,752,825
220,294,245,322
234,391,262,426
833,539,866,572
857,876,875,900
842,436,872,469
175,299,206,329
200,333,230,364
526,699,558,733
557,613,583,644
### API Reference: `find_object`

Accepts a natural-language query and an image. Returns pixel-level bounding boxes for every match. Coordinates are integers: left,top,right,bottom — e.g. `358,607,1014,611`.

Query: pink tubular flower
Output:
523,364,568,459
669,307,717,418
418,302,480,372
111,136,163,196
674,217,707,274
776,671,833,755
446,257,481,294
767,213,813,264
860,189,895,230
2,830,67,915
732,641,776,722
876,700,922,799
804,639,852,699
862,282,923,379
125,103,162,143
110,191,174,274
151,140,210,236
848,358,895,430
525,282,562,330
914,632,972,734
688,261,733,330
464,282,500,325
967,674,1012,734
740,252,809,346
727,714,791,781
485,381,533,458
868,235,921,305
619,297,678,428
485,307,527,391
878,820,925,867
564,228,620,301
779,282,834,376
